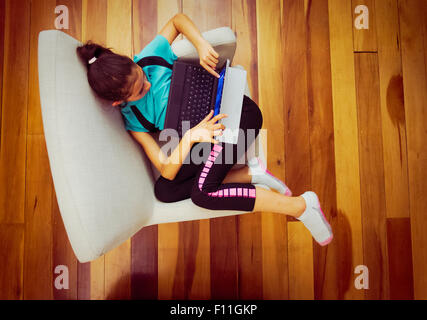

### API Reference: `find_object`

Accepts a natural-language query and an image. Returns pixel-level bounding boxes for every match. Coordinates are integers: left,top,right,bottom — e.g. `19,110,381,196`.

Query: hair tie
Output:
88,56,97,64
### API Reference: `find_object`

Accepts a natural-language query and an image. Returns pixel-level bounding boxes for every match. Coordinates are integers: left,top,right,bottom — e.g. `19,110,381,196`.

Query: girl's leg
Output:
221,170,308,218
190,96,333,245
155,174,195,203
190,95,263,211
222,162,293,196
154,144,203,203
253,187,333,246
222,166,251,184
253,187,305,217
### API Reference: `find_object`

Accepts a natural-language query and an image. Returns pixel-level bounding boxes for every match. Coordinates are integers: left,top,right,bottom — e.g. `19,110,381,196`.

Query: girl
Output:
76,13,333,246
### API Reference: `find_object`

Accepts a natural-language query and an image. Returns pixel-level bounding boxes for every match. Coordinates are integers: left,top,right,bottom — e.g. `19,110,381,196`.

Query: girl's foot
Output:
248,157,292,196
296,191,333,246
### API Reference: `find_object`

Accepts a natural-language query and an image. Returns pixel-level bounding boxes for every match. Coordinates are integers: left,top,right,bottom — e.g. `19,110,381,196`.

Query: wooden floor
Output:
0,0,426,300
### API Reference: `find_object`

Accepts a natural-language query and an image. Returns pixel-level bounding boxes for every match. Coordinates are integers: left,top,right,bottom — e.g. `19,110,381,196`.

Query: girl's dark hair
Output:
76,40,136,104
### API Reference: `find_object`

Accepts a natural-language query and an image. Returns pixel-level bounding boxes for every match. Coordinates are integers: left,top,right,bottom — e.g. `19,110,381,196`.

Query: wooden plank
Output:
156,0,186,300
386,218,414,299
209,217,238,299
355,52,390,299
328,0,364,300
23,135,53,299
131,227,158,299
184,220,210,299
305,0,340,300
231,0,262,300
158,222,184,299
0,0,31,224
0,0,5,145
103,0,132,300
52,192,78,300
287,221,314,299
398,0,427,299
352,0,377,52
232,0,259,104
282,0,310,206
77,262,91,299
51,0,83,300
82,0,108,47
105,241,131,299
375,0,409,219
23,0,58,300
160,221,211,300
28,0,56,135
182,0,236,300
0,224,24,299
282,0,314,298
182,0,230,32
260,213,287,299
424,1,427,75
133,0,158,52
257,0,288,300
90,256,105,299
160,222,209,300
237,213,262,299
130,0,158,300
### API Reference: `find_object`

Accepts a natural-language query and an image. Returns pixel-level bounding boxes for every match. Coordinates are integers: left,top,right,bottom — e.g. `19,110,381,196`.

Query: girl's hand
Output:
196,39,220,78
186,110,227,144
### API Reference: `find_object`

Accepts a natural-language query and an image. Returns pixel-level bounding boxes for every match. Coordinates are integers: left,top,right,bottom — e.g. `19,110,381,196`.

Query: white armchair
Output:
38,27,266,263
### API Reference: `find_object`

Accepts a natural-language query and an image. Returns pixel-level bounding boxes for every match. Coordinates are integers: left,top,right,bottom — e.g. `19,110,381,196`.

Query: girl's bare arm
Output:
130,111,226,181
159,13,220,77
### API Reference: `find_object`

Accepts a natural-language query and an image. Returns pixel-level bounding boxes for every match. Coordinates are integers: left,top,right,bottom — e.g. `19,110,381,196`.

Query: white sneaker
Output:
297,191,333,246
248,157,292,196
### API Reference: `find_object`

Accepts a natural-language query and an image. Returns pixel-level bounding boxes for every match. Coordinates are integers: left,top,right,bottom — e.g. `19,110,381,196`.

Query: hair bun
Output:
76,40,113,66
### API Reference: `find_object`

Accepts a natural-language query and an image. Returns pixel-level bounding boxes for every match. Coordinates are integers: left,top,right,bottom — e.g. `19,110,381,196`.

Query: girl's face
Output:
125,66,151,102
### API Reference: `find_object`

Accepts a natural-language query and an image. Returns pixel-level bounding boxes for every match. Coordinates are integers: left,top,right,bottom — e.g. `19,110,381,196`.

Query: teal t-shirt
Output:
120,34,178,132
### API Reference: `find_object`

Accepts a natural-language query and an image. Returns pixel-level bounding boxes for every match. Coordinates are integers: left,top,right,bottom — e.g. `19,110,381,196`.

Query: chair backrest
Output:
38,30,156,261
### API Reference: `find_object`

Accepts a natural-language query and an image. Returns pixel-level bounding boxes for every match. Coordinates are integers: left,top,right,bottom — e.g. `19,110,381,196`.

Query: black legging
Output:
154,95,263,211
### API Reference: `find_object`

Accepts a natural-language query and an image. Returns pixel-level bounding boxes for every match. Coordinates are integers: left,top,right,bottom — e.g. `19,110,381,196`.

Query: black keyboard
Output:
177,65,216,135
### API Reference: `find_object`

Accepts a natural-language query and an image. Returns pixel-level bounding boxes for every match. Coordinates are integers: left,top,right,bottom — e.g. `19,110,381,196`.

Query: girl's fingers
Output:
209,113,228,124
213,129,223,136
210,138,219,144
202,59,216,72
201,61,220,78
213,123,225,130
205,59,217,70
209,48,219,59
207,54,219,64
201,109,214,123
